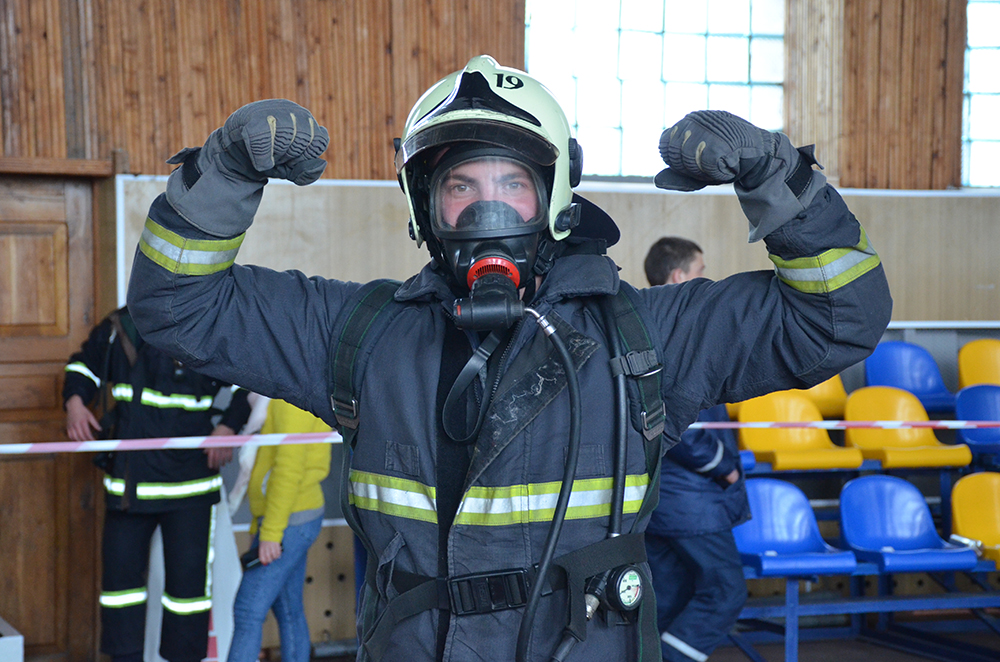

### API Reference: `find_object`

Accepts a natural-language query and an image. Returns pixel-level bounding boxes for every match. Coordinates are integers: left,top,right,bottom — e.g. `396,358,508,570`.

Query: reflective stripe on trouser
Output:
100,504,215,660
645,529,747,662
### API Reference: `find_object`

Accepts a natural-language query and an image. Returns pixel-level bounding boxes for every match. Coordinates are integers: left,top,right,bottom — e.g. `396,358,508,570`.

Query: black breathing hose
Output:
601,297,629,537
515,308,583,662
548,298,632,662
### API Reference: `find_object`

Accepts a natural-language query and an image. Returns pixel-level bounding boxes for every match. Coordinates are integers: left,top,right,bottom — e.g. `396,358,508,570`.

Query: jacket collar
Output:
394,247,621,305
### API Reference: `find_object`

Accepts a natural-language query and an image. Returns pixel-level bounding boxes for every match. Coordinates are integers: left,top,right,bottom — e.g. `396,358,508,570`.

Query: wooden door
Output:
0,175,103,661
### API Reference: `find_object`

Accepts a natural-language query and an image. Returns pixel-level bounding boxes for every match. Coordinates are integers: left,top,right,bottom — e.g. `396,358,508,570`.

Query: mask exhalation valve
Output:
452,258,525,331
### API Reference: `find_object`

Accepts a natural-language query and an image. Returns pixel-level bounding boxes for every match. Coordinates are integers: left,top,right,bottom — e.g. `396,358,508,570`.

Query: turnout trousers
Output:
100,504,216,662
645,529,747,662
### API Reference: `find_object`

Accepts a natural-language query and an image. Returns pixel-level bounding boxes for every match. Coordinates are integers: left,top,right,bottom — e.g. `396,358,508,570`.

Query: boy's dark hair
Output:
644,236,703,286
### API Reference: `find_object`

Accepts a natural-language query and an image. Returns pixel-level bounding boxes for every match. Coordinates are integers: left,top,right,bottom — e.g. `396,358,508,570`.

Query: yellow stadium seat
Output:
951,471,1000,566
844,386,972,468
725,401,743,421
738,391,864,471
795,374,848,419
958,338,1000,388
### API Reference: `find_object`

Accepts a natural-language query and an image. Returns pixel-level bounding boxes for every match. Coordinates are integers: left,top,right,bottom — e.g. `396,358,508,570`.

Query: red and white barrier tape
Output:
0,431,343,455
2,421,998,456
689,420,1000,430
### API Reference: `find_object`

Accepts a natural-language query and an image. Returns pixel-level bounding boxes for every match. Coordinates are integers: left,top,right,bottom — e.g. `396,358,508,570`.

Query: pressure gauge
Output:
608,565,643,611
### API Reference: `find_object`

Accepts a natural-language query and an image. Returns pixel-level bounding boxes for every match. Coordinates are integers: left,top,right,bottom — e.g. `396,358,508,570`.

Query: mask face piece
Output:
430,155,548,290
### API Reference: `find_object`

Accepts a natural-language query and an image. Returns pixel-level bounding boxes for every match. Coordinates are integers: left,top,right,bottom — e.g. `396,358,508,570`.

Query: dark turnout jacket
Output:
126,183,891,661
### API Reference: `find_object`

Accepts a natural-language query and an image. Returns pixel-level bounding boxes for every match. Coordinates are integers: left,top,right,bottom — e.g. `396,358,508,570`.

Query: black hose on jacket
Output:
515,308,583,662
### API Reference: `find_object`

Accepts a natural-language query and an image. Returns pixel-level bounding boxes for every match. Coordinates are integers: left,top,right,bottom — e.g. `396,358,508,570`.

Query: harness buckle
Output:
609,349,661,378
447,568,529,615
330,396,359,429
640,404,666,441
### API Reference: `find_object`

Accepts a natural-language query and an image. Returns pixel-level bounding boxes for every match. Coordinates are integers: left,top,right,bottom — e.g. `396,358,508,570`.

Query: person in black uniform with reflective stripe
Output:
64,306,251,662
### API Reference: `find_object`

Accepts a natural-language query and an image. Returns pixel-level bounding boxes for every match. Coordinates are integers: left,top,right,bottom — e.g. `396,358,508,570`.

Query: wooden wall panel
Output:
786,0,843,184
841,0,966,189
0,0,526,178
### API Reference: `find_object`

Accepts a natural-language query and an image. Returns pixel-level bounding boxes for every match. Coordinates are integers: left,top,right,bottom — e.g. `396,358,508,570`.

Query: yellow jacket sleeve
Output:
247,400,333,542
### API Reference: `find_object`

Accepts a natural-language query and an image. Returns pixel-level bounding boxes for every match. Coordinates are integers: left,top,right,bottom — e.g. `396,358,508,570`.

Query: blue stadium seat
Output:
956,384,1000,454
733,478,857,577
839,475,978,573
864,341,955,414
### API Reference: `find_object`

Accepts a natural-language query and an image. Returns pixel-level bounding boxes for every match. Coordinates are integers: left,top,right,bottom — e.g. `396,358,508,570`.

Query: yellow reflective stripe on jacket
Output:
349,471,438,524
112,384,134,401
104,476,126,495
349,470,650,527
100,588,148,608
769,226,881,294
162,592,212,614
136,475,223,500
65,361,102,387
104,475,222,499
139,216,245,276
140,389,214,410
455,474,649,526
111,384,214,411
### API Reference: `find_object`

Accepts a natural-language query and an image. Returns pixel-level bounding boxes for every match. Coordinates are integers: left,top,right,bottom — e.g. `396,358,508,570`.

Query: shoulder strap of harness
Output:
607,282,665,443
328,279,404,438
326,278,405,662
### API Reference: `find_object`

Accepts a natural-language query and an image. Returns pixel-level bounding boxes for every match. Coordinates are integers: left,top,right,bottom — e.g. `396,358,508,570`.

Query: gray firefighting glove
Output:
654,110,826,241
165,99,329,238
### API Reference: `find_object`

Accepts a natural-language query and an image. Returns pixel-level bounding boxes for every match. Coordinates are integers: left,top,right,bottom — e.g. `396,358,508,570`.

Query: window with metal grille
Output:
525,0,785,178
964,0,1000,187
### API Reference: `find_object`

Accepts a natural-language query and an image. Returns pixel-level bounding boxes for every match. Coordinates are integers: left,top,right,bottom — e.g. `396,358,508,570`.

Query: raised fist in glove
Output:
654,110,785,191
166,99,329,237
654,110,825,240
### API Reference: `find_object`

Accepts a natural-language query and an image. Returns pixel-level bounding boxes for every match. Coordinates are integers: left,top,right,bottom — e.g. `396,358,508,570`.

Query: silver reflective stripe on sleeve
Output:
694,440,724,474
139,217,245,276
65,362,101,387
769,226,881,294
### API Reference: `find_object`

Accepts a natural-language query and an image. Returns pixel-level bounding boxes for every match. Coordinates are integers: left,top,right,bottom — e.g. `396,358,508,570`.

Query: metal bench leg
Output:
786,578,800,662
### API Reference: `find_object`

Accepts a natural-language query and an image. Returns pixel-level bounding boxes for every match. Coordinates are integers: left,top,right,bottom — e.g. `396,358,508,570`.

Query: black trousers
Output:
100,504,215,662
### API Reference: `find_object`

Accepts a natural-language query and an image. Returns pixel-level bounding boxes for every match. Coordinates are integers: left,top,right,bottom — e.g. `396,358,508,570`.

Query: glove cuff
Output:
736,135,827,242
165,138,266,239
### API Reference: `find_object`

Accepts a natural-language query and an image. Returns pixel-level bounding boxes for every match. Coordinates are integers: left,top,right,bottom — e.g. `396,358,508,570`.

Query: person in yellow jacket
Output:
227,400,332,662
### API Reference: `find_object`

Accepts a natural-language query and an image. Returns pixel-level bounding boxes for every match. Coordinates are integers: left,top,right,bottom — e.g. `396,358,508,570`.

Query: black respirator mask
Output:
428,153,550,328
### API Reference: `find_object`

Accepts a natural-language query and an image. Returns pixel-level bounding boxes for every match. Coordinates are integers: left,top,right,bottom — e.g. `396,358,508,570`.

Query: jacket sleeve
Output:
641,185,892,442
63,315,115,408
218,387,252,432
665,406,739,479
126,193,363,424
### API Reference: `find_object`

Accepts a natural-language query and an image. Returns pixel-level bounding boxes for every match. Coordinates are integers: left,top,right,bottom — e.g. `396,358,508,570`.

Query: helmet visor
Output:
396,119,559,175
430,156,548,239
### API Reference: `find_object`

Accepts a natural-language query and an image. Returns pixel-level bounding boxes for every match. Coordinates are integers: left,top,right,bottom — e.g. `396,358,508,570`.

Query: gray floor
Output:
311,632,1000,662
711,630,1000,662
